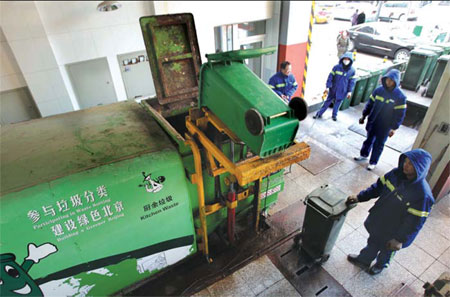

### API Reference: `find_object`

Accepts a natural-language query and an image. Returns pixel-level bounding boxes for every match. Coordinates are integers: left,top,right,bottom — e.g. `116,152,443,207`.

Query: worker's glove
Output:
359,117,365,125
386,239,402,251
388,129,395,137
346,195,359,205
346,92,352,99
325,88,330,93
25,243,58,263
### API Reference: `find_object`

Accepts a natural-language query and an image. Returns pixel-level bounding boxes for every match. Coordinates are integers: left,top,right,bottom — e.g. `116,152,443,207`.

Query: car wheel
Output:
394,49,410,62
348,40,355,51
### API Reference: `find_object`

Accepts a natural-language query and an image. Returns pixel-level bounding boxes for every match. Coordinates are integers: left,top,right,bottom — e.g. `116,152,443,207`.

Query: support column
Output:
277,1,312,98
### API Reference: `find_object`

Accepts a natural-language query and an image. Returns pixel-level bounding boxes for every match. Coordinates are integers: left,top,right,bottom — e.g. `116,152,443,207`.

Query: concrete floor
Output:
191,105,450,297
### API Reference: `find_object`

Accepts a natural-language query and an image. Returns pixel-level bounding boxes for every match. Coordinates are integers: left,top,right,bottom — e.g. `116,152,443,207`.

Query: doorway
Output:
66,58,117,109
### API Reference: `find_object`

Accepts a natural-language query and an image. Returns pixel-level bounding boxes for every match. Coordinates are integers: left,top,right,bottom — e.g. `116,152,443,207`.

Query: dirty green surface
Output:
1,101,174,195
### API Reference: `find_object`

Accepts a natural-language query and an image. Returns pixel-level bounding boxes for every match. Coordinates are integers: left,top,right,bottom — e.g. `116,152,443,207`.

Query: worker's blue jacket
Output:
363,69,407,135
326,52,356,100
357,149,434,248
268,72,298,100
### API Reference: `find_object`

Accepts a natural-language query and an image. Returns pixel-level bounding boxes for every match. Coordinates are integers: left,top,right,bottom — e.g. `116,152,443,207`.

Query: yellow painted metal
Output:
205,202,223,216
202,108,242,144
185,109,310,258
269,112,288,119
186,115,310,186
237,188,251,201
226,200,238,209
185,135,210,261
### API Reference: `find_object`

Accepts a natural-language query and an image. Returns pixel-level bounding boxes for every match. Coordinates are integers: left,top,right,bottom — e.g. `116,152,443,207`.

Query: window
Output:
214,20,267,77
358,26,374,34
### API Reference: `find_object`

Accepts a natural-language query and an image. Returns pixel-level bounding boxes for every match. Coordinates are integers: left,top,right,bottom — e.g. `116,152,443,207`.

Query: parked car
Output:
332,2,378,22
347,22,416,61
314,6,333,24
379,1,418,22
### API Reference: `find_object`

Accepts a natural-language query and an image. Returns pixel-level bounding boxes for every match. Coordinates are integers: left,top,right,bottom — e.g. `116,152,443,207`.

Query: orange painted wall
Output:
277,42,308,98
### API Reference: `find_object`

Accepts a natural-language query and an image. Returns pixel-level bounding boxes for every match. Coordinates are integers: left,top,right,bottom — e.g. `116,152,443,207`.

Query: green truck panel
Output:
1,102,196,296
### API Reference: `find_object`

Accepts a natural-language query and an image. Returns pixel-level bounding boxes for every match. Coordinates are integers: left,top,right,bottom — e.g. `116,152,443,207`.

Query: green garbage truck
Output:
0,13,310,296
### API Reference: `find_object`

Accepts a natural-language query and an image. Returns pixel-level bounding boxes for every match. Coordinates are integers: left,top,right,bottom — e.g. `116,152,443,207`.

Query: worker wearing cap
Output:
268,61,298,103
354,69,407,171
313,52,355,121
346,149,434,275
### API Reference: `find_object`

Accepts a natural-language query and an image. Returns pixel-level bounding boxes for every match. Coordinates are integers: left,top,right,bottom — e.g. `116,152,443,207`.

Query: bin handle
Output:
304,196,357,220
304,196,332,219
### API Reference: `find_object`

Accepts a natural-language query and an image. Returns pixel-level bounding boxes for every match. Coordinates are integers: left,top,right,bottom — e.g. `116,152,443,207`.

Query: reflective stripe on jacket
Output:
363,69,407,134
326,52,356,99
268,72,298,100
357,149,434,248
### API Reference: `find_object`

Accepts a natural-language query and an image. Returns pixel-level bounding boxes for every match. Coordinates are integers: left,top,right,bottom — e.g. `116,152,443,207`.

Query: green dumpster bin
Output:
418,45,444,85
361,68,383,103
426,55,450,98
348,69,370,107
401,49,436,92
297,184,355,262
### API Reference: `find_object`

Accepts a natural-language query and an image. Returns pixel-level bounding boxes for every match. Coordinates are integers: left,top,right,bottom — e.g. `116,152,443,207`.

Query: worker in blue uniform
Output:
313,52,355,121
354,69,407,170
268,61,298,103
346,148,434,275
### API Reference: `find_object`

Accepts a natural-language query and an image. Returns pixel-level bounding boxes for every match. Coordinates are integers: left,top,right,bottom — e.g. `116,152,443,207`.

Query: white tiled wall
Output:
1,1,278,118
0,36,27,92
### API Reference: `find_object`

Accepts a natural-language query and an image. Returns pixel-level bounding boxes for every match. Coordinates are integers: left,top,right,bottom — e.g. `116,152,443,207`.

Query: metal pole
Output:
374,1,383,22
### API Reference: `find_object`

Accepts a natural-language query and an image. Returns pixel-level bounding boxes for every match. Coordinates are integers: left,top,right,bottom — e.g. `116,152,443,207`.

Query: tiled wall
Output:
1,1,277,118
0,28,26,92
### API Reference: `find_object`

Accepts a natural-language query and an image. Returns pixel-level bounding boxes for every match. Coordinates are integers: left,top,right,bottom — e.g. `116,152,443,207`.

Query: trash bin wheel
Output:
293,233,302,246
421,88,427,97
320,254,330,264
415,85,421,92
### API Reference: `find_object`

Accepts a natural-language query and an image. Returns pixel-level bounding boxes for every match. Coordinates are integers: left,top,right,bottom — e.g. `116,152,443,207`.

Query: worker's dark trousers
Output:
316,96,344,118
360,128,389,165
356,235,396,268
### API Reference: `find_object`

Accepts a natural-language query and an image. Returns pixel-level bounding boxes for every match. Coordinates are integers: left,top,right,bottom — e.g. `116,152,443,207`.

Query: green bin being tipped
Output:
199,48,308,158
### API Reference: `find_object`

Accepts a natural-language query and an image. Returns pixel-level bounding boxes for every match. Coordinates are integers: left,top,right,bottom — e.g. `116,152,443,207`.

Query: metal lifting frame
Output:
184,108,310,262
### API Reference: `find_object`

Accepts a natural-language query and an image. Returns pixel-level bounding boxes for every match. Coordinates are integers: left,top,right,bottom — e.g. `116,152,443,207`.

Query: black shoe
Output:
347,254,370,269
368,265,384,275
332,117,337,121
313,114,321,119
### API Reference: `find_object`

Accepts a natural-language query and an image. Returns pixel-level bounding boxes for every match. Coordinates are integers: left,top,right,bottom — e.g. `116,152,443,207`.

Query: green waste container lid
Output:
418,45,444,54
410,49,437,57
305,184,348,217
431,42,450,50
355,68,371,79
438,55,450,62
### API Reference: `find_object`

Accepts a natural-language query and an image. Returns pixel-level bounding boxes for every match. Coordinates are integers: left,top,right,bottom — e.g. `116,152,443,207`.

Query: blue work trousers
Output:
360,128,389,165
356,235,396,269
316,96,344,118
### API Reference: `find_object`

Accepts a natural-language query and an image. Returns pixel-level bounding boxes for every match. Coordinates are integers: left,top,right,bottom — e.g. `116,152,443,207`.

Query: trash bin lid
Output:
355,69,370,79
305,184,348,217
438,55,450,62
411,49,437,57
418,46,444,54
